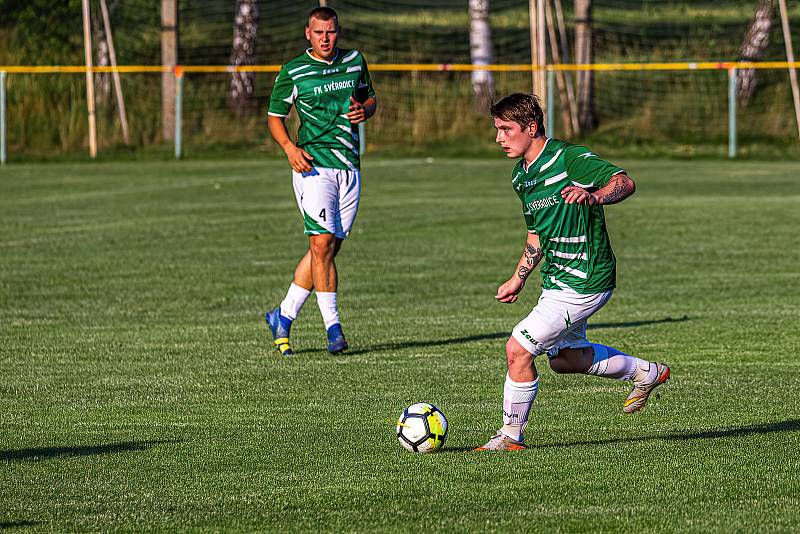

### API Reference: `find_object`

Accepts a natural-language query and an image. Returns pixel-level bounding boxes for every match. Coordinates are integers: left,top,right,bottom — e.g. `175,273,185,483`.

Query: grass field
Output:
1,156,800,532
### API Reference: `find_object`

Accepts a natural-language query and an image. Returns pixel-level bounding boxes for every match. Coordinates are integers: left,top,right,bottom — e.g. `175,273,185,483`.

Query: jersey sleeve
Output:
357,55,376,101
268,65,296,117
514,185,537,233
523,208,536,233
564,145,624,189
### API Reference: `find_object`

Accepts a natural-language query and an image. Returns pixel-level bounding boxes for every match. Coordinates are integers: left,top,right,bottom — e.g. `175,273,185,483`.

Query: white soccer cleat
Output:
474,432,527,452
624,362,670,414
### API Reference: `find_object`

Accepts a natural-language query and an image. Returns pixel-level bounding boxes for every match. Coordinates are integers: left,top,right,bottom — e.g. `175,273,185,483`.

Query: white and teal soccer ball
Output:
396,402,448,453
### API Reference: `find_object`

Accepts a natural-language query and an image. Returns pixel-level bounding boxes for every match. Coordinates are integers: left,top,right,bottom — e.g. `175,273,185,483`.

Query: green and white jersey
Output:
513,138,625,294
268,48,375,171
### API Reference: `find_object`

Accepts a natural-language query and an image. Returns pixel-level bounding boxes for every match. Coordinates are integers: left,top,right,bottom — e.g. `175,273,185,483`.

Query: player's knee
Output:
309,235,336,260
505,338,532,370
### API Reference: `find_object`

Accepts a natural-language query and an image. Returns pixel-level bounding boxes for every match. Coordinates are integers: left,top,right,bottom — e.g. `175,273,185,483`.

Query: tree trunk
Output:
93,11,111,104
469,0,495,112
737,0,775,106
574,0,595,131
229,0,259,116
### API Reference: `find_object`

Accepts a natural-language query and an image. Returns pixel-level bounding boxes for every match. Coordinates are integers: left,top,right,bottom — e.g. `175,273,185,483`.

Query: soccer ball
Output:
396,402,448,453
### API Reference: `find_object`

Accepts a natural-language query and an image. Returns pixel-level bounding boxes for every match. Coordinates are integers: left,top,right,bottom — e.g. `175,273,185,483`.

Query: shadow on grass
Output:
340,316,689,356
0,521,42,529
588,315,689,330
541,419,800,449
445,419,800,453
0,440,178,462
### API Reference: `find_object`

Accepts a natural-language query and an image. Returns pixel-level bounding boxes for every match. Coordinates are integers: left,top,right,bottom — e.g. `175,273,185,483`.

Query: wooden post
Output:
553,0,571,63
574,0,595,131
99,0,130,144
162,0,177,141
778,0,800,140
529,0,539,95
81,0,98,158
545,0,575,137
1,71,6,164
537,0,547,101
553,0,579,135
729,68,737,158
546,70,555,135
175,69,183,159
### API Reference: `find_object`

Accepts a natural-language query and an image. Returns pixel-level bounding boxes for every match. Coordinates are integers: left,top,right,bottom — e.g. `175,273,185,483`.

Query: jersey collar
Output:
522,137,550,173
305,48,339,65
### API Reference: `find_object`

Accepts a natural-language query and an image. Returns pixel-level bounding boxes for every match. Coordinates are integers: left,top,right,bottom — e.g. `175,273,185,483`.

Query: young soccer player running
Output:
476,93,670,451
265,7,376,356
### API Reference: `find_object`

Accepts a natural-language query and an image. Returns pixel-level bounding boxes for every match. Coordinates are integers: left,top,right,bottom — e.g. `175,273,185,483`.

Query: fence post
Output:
358,122,366,156
175,68,183,159
546,69,555,137
1,71,6,165
728,67,737,159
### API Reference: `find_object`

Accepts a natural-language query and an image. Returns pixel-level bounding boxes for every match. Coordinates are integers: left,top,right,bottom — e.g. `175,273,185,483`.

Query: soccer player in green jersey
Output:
476,93,670,451
264,7,376,356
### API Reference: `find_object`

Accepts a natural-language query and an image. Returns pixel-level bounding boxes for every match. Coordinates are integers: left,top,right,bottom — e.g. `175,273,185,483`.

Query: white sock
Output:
585,343,655,382
316,291,340,330
500,374,538,442
279,283,311,321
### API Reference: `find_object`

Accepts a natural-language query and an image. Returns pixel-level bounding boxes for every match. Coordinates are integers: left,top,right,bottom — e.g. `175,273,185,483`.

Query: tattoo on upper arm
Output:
518,243,544,280
598,175,633,205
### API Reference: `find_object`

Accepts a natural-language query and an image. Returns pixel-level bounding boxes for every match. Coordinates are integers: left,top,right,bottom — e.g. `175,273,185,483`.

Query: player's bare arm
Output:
346,96,377,124
267,115,314,173
560,172,636,205
496,232,544,304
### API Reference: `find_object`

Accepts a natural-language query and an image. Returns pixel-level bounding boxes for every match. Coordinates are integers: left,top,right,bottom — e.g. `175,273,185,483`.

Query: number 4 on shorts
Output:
319,208,326,221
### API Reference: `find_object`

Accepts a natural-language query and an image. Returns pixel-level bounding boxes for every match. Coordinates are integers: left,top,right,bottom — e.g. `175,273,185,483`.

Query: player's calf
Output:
580,344,670,413
549,346,593,374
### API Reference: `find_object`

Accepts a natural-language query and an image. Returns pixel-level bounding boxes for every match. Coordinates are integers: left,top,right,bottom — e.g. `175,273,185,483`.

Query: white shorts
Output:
292,166,361,239
512,288,613,358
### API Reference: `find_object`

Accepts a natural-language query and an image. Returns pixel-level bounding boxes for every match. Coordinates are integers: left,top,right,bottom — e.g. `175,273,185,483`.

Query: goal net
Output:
1,0,798,157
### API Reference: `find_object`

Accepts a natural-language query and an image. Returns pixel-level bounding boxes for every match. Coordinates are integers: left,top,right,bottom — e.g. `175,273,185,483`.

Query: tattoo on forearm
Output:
598,177,633,205
524,244,543,267
518,244,543,280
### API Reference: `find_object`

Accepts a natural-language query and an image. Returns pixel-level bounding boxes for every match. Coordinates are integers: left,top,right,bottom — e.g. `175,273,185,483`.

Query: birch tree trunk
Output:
229,0,259,116
469,0,495,111
737,0,775,106
93,14,111,104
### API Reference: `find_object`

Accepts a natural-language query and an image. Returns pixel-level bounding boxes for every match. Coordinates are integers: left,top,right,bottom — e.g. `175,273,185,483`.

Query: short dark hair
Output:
308,7,338,26
490,93,545,136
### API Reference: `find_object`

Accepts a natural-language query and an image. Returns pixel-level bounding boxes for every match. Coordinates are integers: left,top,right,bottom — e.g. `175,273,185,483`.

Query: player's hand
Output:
284,144,314,173
496,277,525,304
561,186,598,205
346,97,366,124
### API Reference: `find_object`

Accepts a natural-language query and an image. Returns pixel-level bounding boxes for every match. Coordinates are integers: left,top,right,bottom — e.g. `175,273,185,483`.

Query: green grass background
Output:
1,157,800,531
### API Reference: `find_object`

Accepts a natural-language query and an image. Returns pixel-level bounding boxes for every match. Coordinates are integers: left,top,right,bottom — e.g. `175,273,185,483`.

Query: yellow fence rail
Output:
1,61,799,163
1,61,800,74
